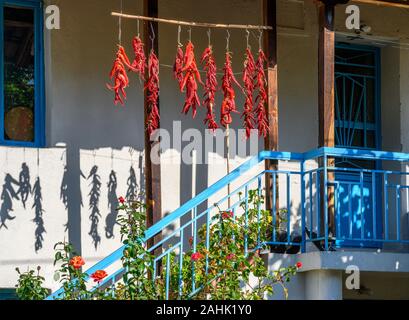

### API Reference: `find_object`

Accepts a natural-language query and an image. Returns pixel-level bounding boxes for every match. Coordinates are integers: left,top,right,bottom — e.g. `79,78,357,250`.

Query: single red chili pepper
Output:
201,46,218,131
173,45,184,88
107,46,131,105
130,36,147,80
145,50,160,136
180,41,203,119
241,48,256,139
254,49,269,138
221,52,242,127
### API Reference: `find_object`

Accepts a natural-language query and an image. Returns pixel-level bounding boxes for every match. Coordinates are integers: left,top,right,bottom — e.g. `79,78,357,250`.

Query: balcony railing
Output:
46,147,409,300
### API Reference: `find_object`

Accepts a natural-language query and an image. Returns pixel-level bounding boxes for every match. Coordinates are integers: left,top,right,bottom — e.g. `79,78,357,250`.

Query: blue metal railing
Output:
46,147,409,300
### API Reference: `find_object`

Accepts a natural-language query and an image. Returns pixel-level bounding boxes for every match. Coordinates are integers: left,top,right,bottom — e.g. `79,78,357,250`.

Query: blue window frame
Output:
0,0,44,147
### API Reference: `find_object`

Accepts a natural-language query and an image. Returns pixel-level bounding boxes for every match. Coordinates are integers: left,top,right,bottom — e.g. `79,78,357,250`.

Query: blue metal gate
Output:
334,43,382,248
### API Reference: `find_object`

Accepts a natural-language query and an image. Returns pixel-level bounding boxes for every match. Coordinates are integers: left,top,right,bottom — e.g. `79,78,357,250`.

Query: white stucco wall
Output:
1,0,409,298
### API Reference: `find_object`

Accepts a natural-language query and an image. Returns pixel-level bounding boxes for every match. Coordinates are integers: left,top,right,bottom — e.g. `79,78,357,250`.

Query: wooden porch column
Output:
318,1,336,239
143,0,162,248
263,0,279,222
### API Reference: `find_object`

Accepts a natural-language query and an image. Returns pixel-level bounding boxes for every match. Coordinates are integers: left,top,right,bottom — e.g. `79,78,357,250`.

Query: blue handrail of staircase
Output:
46,150,303,300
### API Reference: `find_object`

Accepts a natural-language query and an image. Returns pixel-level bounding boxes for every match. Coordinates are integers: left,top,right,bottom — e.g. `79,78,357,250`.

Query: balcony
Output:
275,147,409,253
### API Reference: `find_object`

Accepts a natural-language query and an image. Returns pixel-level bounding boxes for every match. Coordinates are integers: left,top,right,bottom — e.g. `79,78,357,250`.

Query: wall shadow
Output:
17,163,31,209
105,170,118,239
63,147,85,255
32,177,46,252
126,166,138,202
0,174,19,229
87,165,102,249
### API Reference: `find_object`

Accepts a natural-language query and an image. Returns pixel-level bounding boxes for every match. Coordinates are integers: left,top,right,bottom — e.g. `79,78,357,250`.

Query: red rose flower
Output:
226,253,235,261
191,252,202,262
222,211,234,219
118,196,126,204
296,262,303,269
91,270,108,283
69,256,85,270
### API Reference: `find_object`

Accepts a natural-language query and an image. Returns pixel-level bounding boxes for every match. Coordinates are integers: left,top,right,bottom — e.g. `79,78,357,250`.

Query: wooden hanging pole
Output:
111,12,273,30
352,0,409,9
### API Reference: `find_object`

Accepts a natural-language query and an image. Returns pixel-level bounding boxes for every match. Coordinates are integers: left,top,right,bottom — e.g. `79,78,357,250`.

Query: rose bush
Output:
16,189,301,300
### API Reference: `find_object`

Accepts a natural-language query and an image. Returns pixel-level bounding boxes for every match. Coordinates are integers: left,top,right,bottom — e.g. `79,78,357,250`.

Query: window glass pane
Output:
3,6,35,142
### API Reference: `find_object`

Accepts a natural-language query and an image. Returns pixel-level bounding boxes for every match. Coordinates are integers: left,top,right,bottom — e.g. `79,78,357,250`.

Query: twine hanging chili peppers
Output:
221,51,242,127
201,46,218,131
107,45,133,105
254,49,269,138
145,49,160,136
130,36,147,80
180,41,203,118
242,47,256,138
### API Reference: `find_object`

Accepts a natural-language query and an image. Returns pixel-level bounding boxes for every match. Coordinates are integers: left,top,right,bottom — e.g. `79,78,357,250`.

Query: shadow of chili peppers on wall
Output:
32,177,46,252
105,170,118,239
88,165,102,249
126,166,138,202
17,163,31,209
0,174,20,230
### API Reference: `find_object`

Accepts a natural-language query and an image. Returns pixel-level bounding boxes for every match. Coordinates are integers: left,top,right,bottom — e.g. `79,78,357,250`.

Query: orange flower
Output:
91,270,108,283
69,256,85,270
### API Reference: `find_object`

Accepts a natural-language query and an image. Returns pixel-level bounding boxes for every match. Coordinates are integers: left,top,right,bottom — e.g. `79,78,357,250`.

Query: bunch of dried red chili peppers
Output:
201,46,218,131
254,49,269,138
180,41,203,119
106,45,133,105
107,35,270,138
242,47,256,138
145,49,160,136
221,52,242,128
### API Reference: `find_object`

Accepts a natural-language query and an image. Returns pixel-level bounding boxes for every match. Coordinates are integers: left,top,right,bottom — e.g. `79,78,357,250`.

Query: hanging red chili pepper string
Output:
173,45,184,87
145,49,160,136
107,45,132,105
180,40,203,118
107,4,133,106
242,43,256,139
130,36,147,80
221,51,242,128
254,36,269,138
201,34,218,131
173,26,184,88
